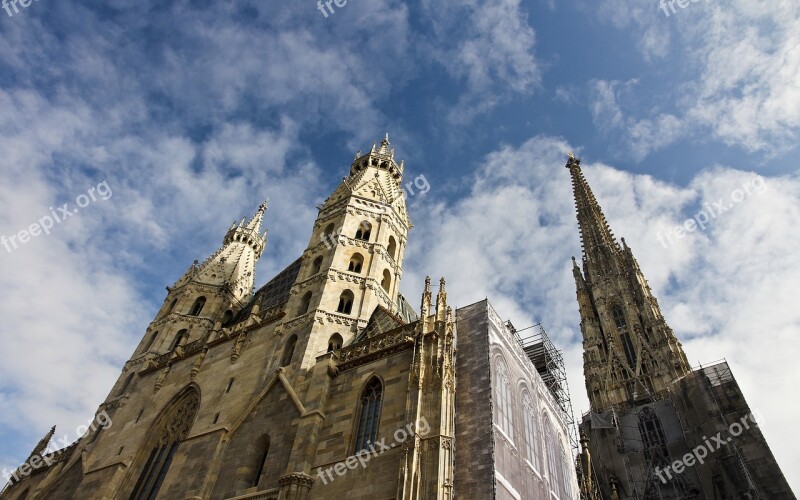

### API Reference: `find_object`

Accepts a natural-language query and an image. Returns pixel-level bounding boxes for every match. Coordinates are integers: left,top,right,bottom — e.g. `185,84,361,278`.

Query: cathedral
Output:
1,136,578,500
1,138,793,500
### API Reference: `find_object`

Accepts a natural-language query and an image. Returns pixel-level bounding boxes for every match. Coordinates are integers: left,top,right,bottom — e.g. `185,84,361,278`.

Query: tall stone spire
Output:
566,154,690,411
566,153,619,275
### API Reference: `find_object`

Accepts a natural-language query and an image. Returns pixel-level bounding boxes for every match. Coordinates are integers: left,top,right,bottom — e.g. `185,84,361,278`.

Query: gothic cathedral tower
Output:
129,202,268,366
568,154,794,500
566,153,691,411
281,133,411,371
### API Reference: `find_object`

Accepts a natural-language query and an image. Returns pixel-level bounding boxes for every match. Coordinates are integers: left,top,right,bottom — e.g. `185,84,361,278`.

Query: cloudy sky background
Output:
1,0,798,492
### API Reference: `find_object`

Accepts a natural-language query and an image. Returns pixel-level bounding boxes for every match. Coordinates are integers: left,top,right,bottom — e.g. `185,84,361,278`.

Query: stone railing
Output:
337,324,416,371
141,337,207,373
225,487,280,500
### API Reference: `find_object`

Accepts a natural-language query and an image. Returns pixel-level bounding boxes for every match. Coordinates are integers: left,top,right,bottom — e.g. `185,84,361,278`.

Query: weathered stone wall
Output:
453,300,496,500
311,349,414,500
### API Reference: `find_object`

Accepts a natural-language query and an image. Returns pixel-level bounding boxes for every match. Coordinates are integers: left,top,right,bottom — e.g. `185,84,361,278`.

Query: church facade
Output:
565,155,795,500
2,137,579,500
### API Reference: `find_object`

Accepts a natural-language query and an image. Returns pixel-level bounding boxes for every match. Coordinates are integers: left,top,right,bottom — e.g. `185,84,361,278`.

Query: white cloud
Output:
590,0,800,158
421,0,541,123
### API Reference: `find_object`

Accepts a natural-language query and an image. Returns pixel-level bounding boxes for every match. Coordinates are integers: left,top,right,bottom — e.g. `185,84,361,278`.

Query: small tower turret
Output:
126,201,270,363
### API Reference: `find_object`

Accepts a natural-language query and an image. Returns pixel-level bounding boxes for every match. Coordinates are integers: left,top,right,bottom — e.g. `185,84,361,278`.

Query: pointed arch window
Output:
522,392,539,470
638,407,669,463
354,221,372,241
165,298,177,316
621,332,637,368
143,330,158,352
337,290,354,315
250,435,270,487
222,310,233,324
311,255,323,275
299,292,312,316
328,333,343,353
189,296,206,316
281,335,297,367
494,361,513,437
347,253,364,273
560,446,572,498
543,417,559,488
611,305,627,330
387,236,397,260
381,269,392,293
117,373,135,397
170,329,189,351
129,389,199,500
354,377,383,452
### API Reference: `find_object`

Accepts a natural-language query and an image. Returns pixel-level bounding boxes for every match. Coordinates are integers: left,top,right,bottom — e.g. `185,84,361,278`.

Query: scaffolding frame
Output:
511,322,579,452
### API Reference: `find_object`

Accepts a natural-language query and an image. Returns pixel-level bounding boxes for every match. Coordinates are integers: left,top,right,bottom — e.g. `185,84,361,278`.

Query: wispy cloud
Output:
421,0,541,123
589,0,800,159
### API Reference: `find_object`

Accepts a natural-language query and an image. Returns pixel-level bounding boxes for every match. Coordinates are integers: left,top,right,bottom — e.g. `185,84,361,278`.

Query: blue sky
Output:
1,0,799,491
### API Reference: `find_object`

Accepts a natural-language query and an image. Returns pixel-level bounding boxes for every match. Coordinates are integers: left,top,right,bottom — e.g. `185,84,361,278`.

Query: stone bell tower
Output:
282,133,412,369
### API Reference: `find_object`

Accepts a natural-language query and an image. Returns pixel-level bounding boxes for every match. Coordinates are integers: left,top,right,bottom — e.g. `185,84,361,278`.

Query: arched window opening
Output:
250,435,270,487
494,361,513,437
337,290,354,315
638,407,669,463
522,392,538,469
354,221,372,241
560,446,572,498
165,298,177,316
387,236,397,260
312,255,323,275
117,373,135,397
354,377,383,452
324,223,335,238
129,389,199,500
281,335,297,367
299,292,313,316
189,296,206,316
328,333,343,353
87,426,103,445
222,310,234,324
347,253,364,273
143,330,158,352
621,332,637,368
381,270,392,293
612,305,627,330
544,418,559,487
170,329,189,351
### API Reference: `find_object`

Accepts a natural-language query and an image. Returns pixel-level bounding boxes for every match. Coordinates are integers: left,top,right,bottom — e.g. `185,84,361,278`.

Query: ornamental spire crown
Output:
349,132,404,182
